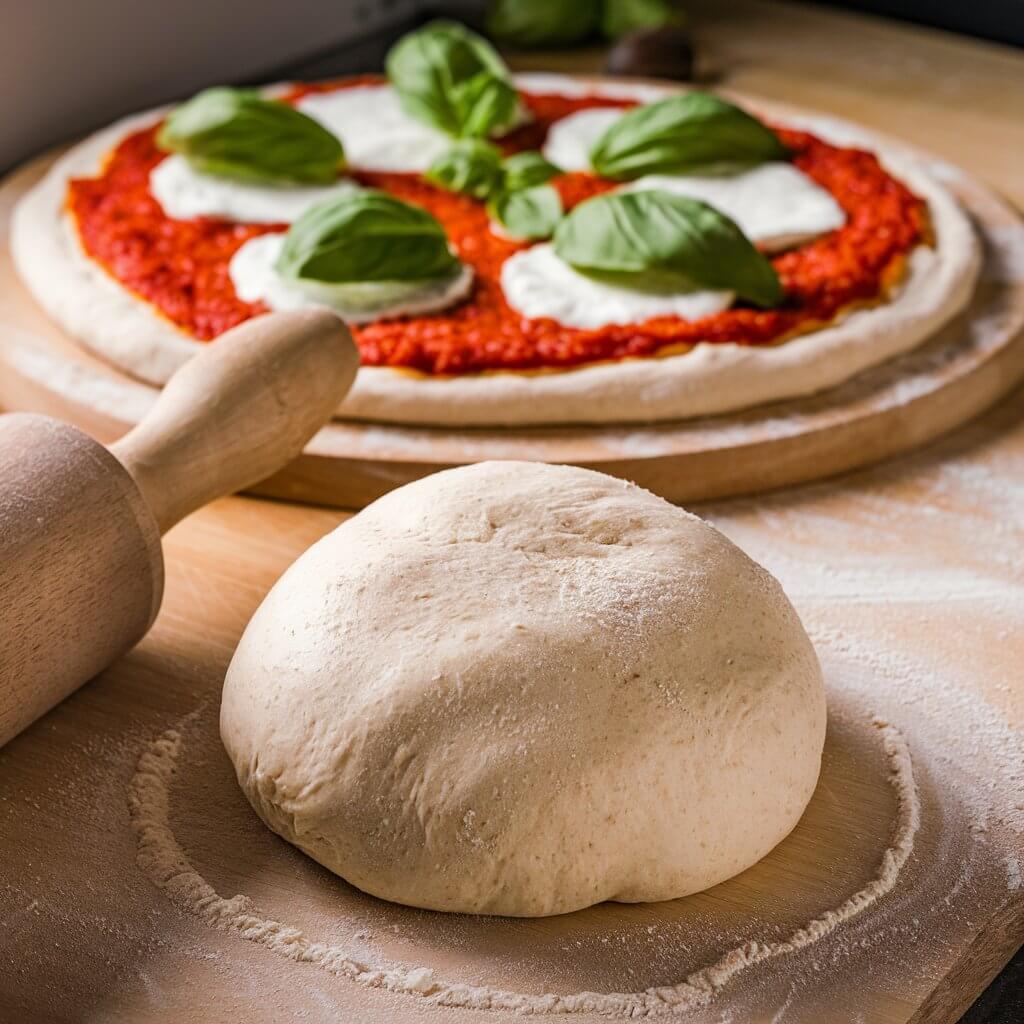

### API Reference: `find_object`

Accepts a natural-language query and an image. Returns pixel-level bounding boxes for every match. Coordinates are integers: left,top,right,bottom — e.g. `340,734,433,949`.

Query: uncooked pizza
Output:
12,21,980,426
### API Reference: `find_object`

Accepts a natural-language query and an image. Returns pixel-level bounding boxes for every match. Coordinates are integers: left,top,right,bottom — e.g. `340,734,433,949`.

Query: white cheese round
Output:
625,164,846,252
500,243,733,330
229,232,474,323
149,154,358,223
295,84,531,174
295,85,455,173
542,107,624,172
542,107,846,251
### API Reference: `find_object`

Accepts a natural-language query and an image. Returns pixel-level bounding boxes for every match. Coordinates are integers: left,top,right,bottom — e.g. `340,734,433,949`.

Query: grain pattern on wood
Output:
0,414,162,748
110,308,358,531
0,310,357,747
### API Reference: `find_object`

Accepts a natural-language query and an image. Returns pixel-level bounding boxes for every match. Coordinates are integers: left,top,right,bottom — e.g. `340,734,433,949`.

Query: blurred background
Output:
4,0,1023,172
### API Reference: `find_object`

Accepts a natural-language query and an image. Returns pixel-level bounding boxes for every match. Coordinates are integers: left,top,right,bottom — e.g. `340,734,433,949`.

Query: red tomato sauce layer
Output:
67,77,927,375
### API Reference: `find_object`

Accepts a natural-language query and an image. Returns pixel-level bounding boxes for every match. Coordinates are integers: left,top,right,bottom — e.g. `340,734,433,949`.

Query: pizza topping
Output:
67,86,928,373
426,140,504,199
149,153,358,223
589,93,788,180
156,87,345,184
552,190,782,307
231,233,475,323
275,190,460,283
500,151,562,191
501,242,733,329
489,184,563,242
296,85,455,173
427,144,565,240
623,163,846,252
543,107,628,172
385,21,520,140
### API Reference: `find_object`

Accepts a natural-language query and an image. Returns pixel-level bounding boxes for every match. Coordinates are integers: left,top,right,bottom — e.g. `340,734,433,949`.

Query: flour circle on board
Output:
220,461,827,917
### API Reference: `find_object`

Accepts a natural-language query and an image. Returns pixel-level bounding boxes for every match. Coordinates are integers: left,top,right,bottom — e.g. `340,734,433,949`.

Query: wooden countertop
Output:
1,3,1022,1022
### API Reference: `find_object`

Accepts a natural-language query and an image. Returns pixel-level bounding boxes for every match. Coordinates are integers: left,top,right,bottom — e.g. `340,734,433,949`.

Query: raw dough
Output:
220,462,826,917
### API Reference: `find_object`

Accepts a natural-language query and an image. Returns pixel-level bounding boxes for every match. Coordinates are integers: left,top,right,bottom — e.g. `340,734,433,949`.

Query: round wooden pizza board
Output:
2,97,1024,510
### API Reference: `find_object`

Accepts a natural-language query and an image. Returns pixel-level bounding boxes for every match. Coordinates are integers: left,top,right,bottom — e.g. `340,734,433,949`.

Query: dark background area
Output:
821,0,1024,47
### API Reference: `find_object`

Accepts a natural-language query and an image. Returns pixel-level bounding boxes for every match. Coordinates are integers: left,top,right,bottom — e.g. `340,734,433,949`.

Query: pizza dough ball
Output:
221,462,826,917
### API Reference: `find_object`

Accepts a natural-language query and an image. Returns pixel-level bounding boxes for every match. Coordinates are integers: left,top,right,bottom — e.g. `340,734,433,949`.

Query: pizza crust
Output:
11,75,981,427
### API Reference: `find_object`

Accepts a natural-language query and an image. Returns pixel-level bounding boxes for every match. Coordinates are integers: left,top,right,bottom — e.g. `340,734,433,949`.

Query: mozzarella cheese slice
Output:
501,243,733,330
295,85,457,173
149,154,358,223
229,232,474,323
296,85,529,174
542,107,625,172
543,107,846,251
624,164,846,252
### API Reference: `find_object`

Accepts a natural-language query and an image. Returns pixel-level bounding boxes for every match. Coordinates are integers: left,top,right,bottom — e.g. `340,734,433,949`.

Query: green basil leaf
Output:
386,20,518,139
157,87,344,184
589,93,787,180
486,0,601,46
276,190,459,283
500,151,562,192
553,190,782,307
601,0,681,39
489,184,563,242
426,140,503,198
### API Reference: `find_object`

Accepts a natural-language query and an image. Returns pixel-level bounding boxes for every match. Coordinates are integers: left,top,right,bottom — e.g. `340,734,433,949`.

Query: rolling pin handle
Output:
111,309,358,533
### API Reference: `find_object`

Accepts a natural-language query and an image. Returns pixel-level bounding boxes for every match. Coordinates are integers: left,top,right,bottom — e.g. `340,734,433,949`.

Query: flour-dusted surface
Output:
129,708,915,1015
1,382,1022,1024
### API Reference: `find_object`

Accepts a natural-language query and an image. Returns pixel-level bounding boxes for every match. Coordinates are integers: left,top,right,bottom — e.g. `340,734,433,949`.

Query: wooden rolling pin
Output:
0,308,358,748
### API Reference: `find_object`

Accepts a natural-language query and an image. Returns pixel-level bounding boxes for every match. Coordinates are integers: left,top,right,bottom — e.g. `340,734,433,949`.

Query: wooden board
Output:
1,390,1022,1024
1,4,1023,1022
1,109,1024,509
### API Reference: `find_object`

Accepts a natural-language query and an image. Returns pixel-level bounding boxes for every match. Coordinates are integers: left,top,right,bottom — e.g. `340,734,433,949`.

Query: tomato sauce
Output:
67,77,927,375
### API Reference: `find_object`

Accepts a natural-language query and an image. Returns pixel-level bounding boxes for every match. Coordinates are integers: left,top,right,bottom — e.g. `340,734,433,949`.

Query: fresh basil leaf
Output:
386,20,518,139
427,140,504,198
486,0,601,46
589,93,787,180
601,0,681,40
276,190,459,283
489,184,563,242
501,151,562,192
157,87,344,185
553,190,782,307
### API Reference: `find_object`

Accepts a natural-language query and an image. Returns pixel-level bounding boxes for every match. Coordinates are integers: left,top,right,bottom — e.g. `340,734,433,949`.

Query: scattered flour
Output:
128,713,919,1017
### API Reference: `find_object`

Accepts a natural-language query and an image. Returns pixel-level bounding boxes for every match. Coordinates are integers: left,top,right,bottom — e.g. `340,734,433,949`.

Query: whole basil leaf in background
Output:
589,93,787,180
553,190,782,307
489,184,564,241
276,190,459,283
427,140,504,198
157,87,344,184
501,151,562,192
386,20,518,139
486,0,601,46
601,0,682,39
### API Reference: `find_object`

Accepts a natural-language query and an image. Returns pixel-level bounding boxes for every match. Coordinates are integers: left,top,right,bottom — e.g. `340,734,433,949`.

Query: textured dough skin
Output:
221,463,826,917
